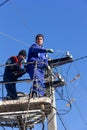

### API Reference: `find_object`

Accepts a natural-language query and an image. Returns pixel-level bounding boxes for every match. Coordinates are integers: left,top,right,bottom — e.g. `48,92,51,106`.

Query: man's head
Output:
35,34,44,46
18,50,27,61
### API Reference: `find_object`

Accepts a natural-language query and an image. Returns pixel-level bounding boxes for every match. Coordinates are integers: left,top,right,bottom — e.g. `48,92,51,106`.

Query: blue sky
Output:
0,0,87,130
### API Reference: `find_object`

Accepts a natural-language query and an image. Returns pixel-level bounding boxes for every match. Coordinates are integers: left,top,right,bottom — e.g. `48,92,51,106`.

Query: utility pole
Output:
47,52,73,130
48,87,57,130
47,78,65,130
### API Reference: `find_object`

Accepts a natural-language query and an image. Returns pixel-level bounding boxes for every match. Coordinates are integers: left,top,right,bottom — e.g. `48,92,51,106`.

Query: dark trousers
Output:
5,83,18,99
3,76,18,99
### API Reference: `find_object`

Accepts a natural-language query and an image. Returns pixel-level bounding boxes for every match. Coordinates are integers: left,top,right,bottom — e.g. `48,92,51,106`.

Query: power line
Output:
74,56,87,62
53,107,70,130
0,31,30,47
0,32,87,62
0,0,10,7
10,0,35,35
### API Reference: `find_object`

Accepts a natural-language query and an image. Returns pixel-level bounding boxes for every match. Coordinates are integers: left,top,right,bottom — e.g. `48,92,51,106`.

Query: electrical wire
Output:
74,56,87,62
55,89,72,115
0,31,87,64
1,126,5,130
42,122,45,130
53,107,70,130
0,0,10,7
10,0,35,34
73,101,87,127
0,32,30,47
64,63,73,104
57,111,69,130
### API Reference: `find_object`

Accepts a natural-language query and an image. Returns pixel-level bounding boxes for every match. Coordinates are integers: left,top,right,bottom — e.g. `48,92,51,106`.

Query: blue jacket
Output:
27,43,48,70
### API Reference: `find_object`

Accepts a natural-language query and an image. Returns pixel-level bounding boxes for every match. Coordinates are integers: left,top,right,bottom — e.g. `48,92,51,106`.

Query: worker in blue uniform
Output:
3,50,27,100
26,34,54,97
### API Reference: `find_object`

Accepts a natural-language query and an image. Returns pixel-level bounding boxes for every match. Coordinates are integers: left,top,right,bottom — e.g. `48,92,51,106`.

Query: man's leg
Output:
5,83,18,99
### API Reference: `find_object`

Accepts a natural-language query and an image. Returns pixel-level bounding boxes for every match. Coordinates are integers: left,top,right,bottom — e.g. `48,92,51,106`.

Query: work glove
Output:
46,65,52,74
21,59,27,64
47,65,51,70
21,59,27,68
46,49,54,53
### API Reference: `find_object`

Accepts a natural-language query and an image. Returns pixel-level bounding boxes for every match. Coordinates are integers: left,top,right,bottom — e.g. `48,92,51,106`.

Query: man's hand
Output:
46,49,54,53
47,65,51,70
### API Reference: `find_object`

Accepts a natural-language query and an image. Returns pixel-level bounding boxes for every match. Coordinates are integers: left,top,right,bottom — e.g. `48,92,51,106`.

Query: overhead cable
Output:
0,0,10,7
74,56,87,62
53,107,70,130
0,32,30,47
10,0,34,34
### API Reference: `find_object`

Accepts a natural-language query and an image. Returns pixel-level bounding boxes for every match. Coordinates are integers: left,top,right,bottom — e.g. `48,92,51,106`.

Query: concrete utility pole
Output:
48,87,57,130
17,116,27,130
47,52,73,130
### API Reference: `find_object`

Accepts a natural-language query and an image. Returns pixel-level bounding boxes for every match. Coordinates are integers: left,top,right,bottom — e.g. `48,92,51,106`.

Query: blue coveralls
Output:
3,56,26,99
26,43,48,96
